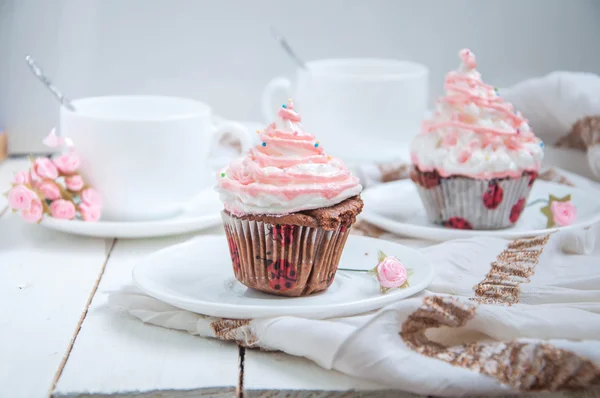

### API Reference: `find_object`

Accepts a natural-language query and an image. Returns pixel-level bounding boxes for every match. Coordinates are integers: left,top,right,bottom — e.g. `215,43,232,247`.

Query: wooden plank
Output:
243,349,401,395
0,210,112,398
53,232,239,397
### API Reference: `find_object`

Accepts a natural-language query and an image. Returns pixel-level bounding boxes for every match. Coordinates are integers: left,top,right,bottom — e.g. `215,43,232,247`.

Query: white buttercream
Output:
216,102,362,216
411,49,544,179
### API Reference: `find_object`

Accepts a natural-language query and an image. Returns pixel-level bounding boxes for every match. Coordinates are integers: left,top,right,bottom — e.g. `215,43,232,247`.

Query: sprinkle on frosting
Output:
216,99,362,216
411,49,544,179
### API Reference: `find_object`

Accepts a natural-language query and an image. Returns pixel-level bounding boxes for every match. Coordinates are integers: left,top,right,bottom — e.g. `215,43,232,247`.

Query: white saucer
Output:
40,190,223,239
361,179,600,241
132,235,434,319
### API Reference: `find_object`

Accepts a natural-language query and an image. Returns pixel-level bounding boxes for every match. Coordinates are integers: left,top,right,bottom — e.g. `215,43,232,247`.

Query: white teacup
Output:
262,58,428,163
60,95,252,221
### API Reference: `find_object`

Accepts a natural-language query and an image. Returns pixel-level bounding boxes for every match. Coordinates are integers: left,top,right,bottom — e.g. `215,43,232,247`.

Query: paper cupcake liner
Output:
221,212,353,297
411,167,537,230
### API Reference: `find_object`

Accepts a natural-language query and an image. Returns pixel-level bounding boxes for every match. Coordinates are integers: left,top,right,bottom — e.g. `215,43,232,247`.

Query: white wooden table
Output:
1,157,597,398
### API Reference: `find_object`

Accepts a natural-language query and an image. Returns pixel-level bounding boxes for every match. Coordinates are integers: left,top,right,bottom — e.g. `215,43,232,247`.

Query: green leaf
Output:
377,249,387,263
559,194,571,202
407,269,414,277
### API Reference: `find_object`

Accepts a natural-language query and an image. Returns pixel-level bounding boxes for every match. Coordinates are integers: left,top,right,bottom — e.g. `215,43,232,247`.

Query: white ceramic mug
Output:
60,95,252,221
262,58,428,163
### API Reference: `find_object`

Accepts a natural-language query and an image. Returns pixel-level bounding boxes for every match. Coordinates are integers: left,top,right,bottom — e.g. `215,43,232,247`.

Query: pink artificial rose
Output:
32,157,59,181
376,256,408,289
37,181,62,200
65,174,84,192
550,201,577,226
12,171,31,185
7,185,36,210
81,188,102,207
42,128,64,148
79,203,101,222
53,153,81,175
20,197,44,223
49,199,77,220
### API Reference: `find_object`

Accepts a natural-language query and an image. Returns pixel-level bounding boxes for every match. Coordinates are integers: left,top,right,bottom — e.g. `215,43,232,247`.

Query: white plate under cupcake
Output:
132,235,434,319
360,179,600,242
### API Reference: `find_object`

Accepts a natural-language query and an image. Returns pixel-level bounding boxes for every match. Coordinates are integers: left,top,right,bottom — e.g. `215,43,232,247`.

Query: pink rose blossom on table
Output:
7,185,36,210
81,188,102,207
37,181,62,200
375,252,408,291
49,199,77,220
79,203,101,222
550,201,577,226
65,174,84,192
5,133,103,224
53,153,81,175
338,250,412,294
32,157,59,180
12,171,31,185
20,197,44,223
537,194,578,228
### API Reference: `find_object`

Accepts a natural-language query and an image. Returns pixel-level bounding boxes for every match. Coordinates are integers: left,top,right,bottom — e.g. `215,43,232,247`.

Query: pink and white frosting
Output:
411,49,544,179
216,100,362,216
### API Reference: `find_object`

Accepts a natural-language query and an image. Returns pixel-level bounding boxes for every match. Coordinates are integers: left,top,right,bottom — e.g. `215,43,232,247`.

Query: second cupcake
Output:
410,49,544,230
216,100,363,296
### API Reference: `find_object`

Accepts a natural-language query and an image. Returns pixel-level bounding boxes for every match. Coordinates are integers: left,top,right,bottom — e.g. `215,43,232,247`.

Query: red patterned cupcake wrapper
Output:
221,211,352,297
411,168,537,230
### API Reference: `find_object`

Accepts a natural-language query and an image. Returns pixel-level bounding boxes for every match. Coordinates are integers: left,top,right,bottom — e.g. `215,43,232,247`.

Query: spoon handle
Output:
25,55,76,112
269,26,307,70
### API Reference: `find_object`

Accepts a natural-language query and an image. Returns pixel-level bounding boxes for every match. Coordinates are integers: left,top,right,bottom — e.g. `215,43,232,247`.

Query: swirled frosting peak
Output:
411,49,544,179
217,100,362,216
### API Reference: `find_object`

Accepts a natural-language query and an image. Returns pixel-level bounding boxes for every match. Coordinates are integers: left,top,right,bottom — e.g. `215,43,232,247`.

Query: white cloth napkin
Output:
502,72,600,181
109,225,600,396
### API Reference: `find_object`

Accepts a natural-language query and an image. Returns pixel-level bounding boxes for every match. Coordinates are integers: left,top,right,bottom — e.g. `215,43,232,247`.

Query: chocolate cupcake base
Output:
221,196,363,297
411,167,537,230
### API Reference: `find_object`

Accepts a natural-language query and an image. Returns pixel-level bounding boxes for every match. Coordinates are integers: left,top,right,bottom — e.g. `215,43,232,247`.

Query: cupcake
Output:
410,49,544,230
216,99,363,296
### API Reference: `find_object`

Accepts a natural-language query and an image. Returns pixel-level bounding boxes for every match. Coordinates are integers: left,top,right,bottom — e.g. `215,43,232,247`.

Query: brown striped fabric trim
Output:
471,234,551,305
400,296,600,392
210,319,258,347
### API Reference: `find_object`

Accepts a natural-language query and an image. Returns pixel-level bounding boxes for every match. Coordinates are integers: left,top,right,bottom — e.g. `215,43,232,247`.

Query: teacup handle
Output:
210,119,253,156
177,120,252,215
261,77,292,122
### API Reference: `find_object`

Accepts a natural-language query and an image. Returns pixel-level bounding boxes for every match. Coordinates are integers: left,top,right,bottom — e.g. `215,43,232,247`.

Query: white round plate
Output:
132,235,434,319
40,189,222,239
361,179,600,241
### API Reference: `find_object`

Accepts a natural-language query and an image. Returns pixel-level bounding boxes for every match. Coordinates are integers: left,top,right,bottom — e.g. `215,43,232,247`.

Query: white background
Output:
2,0,600,153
